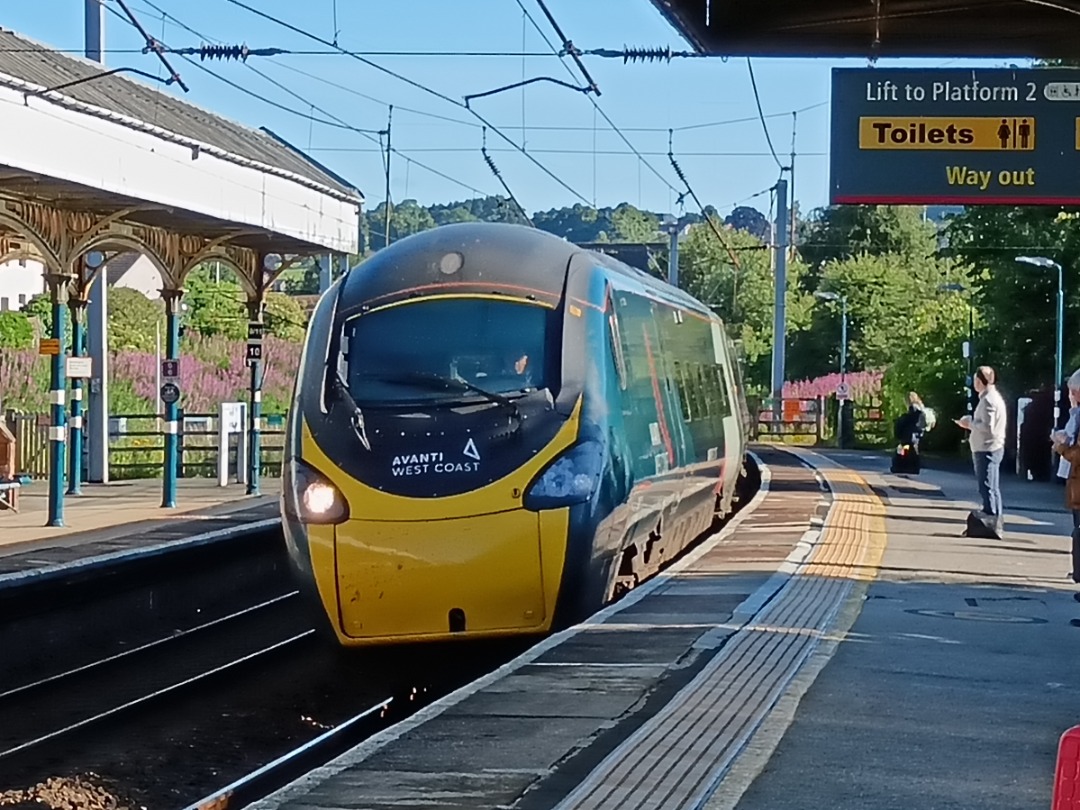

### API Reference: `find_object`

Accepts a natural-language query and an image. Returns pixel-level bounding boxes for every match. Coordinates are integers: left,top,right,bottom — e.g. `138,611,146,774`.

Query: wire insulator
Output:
669,155,689,187
621,45,673,64
197,43,251,61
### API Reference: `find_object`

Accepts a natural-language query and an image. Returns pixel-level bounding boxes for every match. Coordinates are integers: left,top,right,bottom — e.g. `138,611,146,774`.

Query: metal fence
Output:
108,411,286,480
750,397,888,448
2,410,286,481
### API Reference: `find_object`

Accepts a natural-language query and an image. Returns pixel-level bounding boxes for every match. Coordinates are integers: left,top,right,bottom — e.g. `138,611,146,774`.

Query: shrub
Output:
0,311,34,349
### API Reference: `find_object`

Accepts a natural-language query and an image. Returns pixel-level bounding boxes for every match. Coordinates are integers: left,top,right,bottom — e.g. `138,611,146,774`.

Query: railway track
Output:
0,524,524,808
0,592,311,763
0,465,761,808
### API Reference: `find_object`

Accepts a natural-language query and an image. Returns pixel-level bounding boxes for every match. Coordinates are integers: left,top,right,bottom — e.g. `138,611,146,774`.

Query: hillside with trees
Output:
2,192,1076,459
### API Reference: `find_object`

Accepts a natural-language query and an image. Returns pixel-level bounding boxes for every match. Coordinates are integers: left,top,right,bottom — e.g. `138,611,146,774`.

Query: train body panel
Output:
281,222,749,647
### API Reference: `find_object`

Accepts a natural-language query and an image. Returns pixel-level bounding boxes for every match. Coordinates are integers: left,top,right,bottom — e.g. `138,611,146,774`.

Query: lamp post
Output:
1016,256,1065,431
938,283,976,416
815,291,848,447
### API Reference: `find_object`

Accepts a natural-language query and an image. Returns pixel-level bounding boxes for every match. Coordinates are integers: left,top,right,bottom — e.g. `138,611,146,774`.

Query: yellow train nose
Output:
335,510,555,641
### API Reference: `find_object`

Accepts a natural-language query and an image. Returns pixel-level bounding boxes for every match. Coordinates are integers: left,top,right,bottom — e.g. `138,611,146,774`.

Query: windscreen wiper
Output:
333,369,371,451
374,371,522,431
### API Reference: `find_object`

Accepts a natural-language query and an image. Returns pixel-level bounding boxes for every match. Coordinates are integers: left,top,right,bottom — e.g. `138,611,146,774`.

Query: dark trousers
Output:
1072,510,1080,584
973,449,1004,517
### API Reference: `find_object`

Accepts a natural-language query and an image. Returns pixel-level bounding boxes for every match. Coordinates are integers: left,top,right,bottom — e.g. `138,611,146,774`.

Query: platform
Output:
0,478,280,582
249,445,1077,810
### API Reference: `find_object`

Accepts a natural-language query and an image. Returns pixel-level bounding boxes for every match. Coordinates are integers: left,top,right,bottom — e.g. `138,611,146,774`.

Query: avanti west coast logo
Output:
391,439,482,477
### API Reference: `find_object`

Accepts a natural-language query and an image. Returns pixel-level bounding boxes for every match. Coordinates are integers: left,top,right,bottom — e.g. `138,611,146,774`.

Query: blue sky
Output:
5,1,1006,217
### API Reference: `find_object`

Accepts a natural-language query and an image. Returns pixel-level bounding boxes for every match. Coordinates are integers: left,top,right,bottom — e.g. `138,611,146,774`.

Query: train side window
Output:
698,365,715,417
607,306,628,391
674,361,692,421
714,365,731,416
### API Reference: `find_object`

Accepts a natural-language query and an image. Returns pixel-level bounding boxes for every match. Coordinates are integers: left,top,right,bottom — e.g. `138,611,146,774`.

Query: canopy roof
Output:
649,0,1077,58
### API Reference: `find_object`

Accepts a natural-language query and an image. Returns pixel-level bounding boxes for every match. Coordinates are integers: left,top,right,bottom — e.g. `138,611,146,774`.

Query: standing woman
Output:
1052,369,1080,600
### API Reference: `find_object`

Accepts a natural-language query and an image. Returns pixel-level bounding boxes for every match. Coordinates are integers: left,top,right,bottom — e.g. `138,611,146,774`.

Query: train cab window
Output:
343,297,552,404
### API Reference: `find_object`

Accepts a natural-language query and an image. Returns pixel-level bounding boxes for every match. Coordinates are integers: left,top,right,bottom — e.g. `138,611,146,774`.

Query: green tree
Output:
183,269,246,340
724,206,769,240
366,200,438,250
22,294,52,334
264,291,307,342
799,204,938,269
610,203,660,243
678,224,814,391
946,205,1080,394
107,287,164,352
881,291,973,451
0,311,33,349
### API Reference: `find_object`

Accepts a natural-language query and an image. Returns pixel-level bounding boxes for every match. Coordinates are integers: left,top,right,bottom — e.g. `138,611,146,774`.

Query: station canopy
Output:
0,27,361,256
648,0,1078,58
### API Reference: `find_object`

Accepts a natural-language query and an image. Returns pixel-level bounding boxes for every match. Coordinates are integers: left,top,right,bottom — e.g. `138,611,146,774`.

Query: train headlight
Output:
523,440,604,511
284,458,349,524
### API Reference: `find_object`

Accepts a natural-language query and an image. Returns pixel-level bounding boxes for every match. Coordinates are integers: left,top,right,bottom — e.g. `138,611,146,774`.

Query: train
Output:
281,222,753,647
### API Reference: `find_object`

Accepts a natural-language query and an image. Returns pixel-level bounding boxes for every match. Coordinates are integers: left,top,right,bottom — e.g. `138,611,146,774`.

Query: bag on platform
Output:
965,510,1003,540
890,444,921,475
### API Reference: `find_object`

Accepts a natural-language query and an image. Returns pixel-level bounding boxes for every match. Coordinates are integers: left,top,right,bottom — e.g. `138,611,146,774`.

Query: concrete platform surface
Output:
721,451,1078,810
252,446,885,810
0,478,280,579
249,445,1079,810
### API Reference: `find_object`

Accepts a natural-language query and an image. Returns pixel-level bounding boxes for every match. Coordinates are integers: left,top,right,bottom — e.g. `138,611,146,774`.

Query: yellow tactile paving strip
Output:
556,451,887,810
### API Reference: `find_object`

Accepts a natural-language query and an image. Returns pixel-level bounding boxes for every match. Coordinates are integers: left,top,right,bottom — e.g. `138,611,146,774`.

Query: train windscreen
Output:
342,297,551,404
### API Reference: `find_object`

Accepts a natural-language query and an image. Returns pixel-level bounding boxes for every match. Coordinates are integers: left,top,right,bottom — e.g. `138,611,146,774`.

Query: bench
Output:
0,481,19,513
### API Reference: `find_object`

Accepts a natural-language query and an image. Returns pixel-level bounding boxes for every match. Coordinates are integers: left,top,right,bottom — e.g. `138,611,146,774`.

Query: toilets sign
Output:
831,68,1080,205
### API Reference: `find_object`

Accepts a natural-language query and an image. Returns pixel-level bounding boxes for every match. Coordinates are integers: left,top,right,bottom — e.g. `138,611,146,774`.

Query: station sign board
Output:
831,68,1080,205
65,356,93,379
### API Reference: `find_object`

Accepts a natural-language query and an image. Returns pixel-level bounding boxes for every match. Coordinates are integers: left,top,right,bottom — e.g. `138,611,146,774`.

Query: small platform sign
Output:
836,382,852,401
246,342,263,363
161,359,180,379
66,356,93,379
38,338,61,356
160,382,180,405
247,321,267,341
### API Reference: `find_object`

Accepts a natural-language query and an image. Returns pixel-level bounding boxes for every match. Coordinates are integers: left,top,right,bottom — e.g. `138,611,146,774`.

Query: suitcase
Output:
890,444,921,475
965,510,1003,539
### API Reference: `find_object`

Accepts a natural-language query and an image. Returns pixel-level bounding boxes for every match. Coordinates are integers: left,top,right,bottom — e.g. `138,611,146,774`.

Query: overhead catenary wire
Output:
116,0,494,198
746,58,785,171
514,0,682,197
302,147,825,156
481,128,534,227
113,0,189,90
667,130,742,270
531,0,600,95
125,0,486,130
223,0,591,204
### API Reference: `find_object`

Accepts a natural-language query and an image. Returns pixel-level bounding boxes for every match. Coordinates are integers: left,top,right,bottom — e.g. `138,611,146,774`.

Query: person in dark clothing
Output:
892,392,929,474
